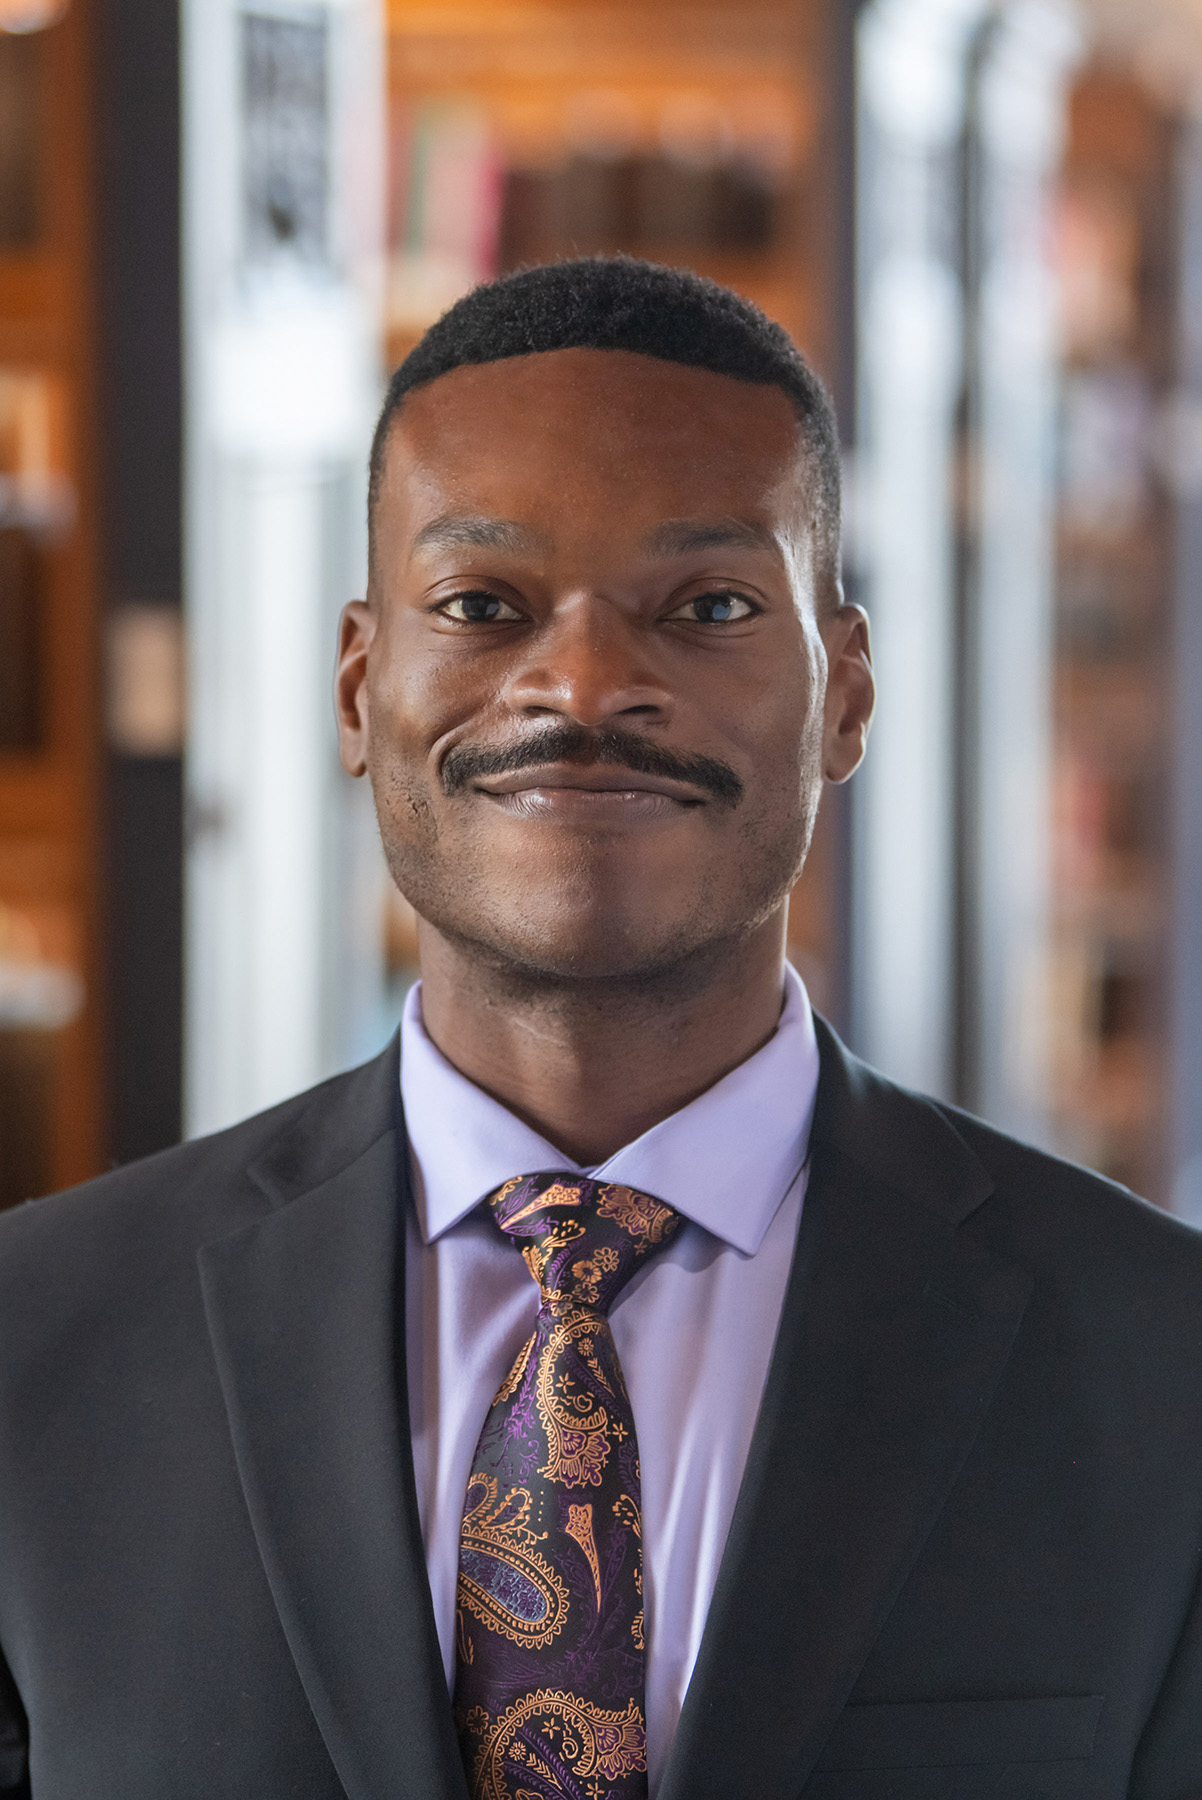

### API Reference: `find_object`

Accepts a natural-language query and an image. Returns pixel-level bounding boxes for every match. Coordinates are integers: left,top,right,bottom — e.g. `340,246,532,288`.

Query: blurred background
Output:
1,0,1201,1212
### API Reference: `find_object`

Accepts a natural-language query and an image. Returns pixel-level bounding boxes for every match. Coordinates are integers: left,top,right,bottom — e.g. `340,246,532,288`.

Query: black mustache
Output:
440,724,743,808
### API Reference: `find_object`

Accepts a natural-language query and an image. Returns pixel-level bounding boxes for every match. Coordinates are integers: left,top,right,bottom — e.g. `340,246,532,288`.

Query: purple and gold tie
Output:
453,1172,682,1800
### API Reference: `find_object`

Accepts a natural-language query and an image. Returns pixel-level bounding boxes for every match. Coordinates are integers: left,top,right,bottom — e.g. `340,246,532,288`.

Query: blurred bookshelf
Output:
1049,69,1177,1198
854,3,1199,1206
384,0,847,1016
0,7,102,1208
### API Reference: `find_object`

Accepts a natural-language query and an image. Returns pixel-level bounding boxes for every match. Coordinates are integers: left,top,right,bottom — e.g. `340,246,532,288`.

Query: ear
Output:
335,600,375,778
820,601,874,784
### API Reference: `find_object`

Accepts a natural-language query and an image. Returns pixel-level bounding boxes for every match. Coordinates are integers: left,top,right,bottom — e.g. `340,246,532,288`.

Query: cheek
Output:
727,646,823,793
787,630,828,761
366,620,459,771
363,656,444,851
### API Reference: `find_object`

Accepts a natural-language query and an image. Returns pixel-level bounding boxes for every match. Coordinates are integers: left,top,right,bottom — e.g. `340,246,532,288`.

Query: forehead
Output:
375,348,807,542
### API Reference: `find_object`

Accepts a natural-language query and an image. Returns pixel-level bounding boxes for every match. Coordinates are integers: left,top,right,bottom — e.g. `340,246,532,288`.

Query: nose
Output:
502,594,672,728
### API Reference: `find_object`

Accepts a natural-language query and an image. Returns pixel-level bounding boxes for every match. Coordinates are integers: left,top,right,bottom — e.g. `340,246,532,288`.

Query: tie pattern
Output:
453,1172,682,1800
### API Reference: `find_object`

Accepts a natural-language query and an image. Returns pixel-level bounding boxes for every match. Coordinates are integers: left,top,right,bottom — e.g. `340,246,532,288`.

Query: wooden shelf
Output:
0,6,103,1206
1048,65,1177,1202
0,760,89,837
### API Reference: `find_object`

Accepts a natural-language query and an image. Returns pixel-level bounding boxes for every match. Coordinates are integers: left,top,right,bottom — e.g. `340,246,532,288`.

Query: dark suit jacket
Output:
2,1019,1202,1799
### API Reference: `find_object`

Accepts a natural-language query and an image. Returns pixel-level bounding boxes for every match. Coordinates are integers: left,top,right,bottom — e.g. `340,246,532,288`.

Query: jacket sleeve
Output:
1130,1555,1202,1800
0,1645,28,1800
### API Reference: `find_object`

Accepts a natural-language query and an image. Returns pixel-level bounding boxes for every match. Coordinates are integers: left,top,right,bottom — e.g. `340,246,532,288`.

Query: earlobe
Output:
335,600,374,779
822,606,875,785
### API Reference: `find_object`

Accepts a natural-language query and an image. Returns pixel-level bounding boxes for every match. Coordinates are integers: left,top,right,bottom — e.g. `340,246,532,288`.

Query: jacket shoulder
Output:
0,1036,401,1283
813,1012,1202,1277
938,1096,1202,1267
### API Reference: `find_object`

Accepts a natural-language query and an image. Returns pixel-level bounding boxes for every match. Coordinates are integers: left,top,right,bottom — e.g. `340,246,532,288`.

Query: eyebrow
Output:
642,517,781,558
410,513,547,556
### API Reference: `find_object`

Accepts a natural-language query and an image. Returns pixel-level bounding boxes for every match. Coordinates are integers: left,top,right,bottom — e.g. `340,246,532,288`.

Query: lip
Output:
472,762,709,822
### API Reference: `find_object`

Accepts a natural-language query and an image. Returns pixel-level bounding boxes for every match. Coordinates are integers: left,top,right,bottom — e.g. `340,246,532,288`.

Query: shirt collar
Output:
399,963,819,1258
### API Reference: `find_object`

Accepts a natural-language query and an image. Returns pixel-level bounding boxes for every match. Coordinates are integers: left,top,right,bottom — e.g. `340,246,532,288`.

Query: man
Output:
2,257,1202,1800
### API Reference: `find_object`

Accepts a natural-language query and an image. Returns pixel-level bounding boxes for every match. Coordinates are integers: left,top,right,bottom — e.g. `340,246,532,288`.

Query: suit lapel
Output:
196,1020,1032,1800
198,1042,467,1800
659,1022,1033,1800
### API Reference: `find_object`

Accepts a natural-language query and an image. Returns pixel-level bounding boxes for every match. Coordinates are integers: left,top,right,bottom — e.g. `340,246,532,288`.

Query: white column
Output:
853,0,989,1097
973,0,1081,1142
183,0,384,1136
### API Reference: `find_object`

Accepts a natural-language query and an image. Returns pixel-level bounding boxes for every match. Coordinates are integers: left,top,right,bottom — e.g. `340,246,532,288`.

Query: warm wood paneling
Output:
0,0,104,1204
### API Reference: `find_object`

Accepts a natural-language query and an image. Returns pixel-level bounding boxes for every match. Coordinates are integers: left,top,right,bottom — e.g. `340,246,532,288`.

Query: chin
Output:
476,919,681,985
442,899,758,998
388,835,794,990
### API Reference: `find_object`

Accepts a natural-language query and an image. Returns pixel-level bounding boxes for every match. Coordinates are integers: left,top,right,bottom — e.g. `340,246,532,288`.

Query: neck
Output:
414,913,790,1166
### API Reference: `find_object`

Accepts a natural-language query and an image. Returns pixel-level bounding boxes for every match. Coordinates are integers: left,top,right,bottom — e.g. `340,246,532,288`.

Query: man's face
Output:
337,347,872,986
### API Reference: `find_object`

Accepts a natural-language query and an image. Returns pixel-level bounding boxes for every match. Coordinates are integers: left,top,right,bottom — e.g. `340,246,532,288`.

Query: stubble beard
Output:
369,747,820,1017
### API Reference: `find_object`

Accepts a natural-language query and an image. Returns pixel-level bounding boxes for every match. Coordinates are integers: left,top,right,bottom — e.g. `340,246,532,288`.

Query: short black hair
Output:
369,255,841,592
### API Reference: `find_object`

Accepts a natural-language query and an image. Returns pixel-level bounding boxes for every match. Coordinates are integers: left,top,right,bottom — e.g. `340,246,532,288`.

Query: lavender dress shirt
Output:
400,964,820,1793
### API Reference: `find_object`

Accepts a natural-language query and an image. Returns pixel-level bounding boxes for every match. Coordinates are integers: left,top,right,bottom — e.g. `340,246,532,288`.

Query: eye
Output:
437,590,524,624
666,590,758,624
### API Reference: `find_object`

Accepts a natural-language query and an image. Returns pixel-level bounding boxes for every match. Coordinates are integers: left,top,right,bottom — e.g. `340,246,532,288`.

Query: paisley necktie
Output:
453,1171,682,1800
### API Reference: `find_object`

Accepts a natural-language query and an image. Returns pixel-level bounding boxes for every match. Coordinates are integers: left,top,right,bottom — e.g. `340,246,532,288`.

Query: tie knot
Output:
486,1172,681,1316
